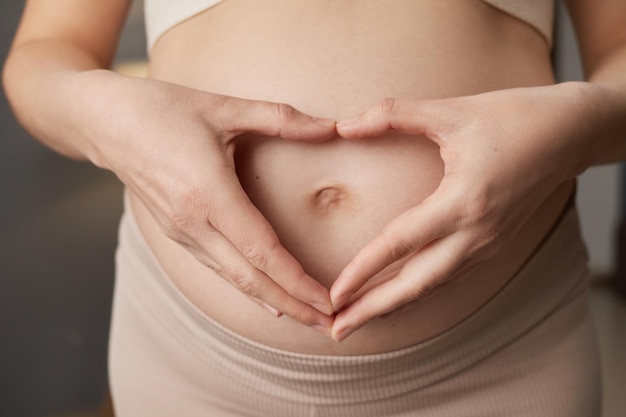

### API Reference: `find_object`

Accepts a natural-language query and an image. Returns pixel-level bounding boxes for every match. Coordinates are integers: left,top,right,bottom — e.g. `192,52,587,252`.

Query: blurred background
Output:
0,1,624,416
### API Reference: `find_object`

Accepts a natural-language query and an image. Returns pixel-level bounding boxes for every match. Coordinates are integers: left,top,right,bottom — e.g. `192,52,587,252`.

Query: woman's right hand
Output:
75,70,336,331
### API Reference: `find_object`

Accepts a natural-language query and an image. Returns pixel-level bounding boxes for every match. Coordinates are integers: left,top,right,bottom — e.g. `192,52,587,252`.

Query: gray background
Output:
0,1,622,416
0,2,144,416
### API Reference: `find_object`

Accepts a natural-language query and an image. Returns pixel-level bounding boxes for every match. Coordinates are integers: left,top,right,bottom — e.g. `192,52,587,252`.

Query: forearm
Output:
574,45,626,169
2,38,120,162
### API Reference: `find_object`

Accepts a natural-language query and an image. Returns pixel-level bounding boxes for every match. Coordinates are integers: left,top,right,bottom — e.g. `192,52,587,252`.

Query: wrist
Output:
68,69,132,169
550,81,613,176
563,81,626,170
560,81,600,175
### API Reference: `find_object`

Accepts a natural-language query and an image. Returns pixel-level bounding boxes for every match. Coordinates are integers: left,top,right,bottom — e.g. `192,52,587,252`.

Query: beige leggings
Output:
109,196,602,417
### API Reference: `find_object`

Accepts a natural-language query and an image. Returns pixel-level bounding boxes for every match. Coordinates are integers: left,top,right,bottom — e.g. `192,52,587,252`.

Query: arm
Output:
563,0,626,167
2,0,130,160
329,0,626,341
3,0,335,331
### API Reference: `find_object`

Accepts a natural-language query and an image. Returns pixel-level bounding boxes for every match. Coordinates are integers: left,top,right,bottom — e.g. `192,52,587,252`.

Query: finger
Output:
186,226,334,332
138,172,334,327
379,260,479,320
336,97,452,142
211,95,336,142
203,172,335,316
330,184,458,311
332,234,470,342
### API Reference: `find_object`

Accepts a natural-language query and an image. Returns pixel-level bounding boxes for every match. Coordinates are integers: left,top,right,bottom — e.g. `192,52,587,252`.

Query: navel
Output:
313,186,347,209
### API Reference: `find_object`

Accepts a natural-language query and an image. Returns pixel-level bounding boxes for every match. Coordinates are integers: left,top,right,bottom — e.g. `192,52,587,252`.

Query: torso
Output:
130,0,575,354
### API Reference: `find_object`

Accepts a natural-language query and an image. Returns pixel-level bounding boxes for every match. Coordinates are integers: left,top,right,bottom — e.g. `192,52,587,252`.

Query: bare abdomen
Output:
130,0,569,354
233,132,444,288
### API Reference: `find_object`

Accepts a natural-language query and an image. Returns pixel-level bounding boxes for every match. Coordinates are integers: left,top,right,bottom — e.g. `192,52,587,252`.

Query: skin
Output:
3,0,626,353
330,83,626,341
330,0,626,340
2,0,336,332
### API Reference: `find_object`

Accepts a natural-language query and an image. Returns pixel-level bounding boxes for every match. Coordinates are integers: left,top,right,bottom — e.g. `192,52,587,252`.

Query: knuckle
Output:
194,254,225,277
208,95,240,133
204,259,223,275
380,227,413,261
230,272,259,298
479,224,506,256
462,222,505,261
276,102,297,124
241,243,271,272
379,97,398,117
407,276,440,302
160,187,212,242
165,218,190,239
453,186,510,260
161,209,193,241
459,186,493,226
179,185,209,210
209,94,232,118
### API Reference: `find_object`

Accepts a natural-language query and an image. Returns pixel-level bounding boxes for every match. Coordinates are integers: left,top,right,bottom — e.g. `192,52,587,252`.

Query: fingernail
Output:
332,293,349,312
310,301,334,316
333,327,354,343
337,117,358,128
261,303,281,317
312,324,331,337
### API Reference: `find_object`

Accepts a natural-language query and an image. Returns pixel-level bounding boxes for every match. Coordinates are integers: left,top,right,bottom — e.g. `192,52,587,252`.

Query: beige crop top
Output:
144,0,555,52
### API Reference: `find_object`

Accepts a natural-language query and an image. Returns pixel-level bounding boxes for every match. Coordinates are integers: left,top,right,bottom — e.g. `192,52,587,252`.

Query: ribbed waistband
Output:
115,193,590,405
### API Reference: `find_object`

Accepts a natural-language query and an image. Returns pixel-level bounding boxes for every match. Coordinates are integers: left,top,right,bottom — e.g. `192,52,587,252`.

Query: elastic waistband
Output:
116,193,590,405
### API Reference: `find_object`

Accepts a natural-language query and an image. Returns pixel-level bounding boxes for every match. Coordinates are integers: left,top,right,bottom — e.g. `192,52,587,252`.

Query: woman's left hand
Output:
330,83,597,342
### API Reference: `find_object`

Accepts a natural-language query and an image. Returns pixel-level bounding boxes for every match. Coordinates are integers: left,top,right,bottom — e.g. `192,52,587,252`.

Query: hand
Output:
78,71,336,331
330,84,592,341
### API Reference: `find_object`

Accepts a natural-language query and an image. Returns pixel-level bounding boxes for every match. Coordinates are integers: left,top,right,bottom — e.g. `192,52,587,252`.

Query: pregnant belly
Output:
234,133,444,289
134,0,568,353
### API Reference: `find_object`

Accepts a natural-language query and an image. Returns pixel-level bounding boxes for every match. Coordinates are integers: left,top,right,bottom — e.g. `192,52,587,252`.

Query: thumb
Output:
212,95,336,142
336,97,448,143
